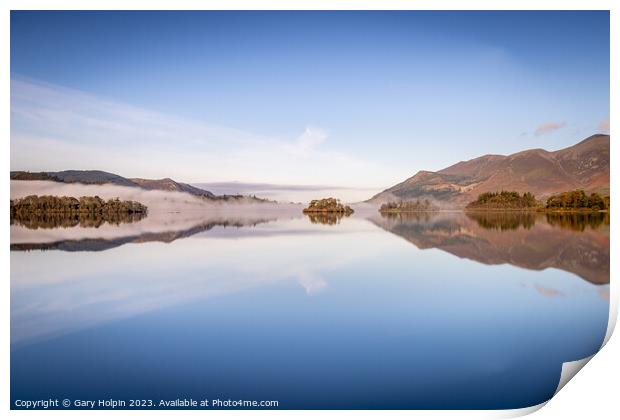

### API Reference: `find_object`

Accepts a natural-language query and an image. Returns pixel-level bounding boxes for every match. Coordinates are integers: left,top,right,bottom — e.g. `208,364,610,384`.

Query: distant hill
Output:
11,170,139,187
129,178,215,198
11,170,216,199
368,134,610,207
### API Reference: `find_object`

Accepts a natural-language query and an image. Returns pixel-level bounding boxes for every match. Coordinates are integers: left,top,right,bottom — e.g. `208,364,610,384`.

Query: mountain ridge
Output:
368,134,609,206
10,170,217,199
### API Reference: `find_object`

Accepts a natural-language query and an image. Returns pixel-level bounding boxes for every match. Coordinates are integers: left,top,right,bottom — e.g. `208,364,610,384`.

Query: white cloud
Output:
296,126,328,150
534,121,565,136
11,77,393,189
598,118,609,133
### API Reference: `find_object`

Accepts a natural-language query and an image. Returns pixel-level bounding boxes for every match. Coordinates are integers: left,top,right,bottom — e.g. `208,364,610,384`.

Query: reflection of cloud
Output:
297,271,328,295
11,217,384,345
535,285,564,297
535,121,565,136
598,118,610,133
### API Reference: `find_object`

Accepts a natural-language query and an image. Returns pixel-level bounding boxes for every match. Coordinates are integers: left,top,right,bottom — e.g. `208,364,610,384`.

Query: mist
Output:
10,180,304,244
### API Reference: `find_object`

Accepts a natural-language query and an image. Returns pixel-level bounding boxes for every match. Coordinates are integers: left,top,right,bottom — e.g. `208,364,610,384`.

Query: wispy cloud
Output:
10,77,391,189
598,118,610,133
296,126,329,150
534,121,565,136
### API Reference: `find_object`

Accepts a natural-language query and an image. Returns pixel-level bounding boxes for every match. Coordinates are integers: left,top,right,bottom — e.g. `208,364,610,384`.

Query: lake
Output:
10,210,610,409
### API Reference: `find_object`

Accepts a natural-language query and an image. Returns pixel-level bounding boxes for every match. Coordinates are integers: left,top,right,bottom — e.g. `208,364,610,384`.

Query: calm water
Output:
10,211,610,409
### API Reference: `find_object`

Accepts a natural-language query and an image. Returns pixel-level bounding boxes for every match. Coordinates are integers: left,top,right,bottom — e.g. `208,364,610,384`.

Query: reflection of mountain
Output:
370,212,609,284
11,217,275,252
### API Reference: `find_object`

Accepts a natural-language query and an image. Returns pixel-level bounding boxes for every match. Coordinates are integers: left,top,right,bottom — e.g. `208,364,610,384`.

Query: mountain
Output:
10,170,215,198
10,170,139,188
368,134,610,206
129,178,215,198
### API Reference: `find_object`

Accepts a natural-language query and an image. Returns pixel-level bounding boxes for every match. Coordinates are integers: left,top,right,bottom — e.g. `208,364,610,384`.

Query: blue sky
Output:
10,11,610,191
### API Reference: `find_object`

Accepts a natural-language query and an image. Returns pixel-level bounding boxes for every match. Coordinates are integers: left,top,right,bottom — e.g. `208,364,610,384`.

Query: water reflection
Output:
11,216,276,252
305,212,349,225
10,211,146,229
545,212,609,231
371,211,609,284
11,210,610,285
378,211,434,223
466,211,537,231
464,210,609,232
10,211,610,409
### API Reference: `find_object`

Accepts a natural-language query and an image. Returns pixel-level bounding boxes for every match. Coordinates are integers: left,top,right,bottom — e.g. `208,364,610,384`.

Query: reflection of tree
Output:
545,212,609,231
466,212,538,231
371,211,609,284
305,213,347,225
380,212,433,223
10,212,147,229
379,199,438,213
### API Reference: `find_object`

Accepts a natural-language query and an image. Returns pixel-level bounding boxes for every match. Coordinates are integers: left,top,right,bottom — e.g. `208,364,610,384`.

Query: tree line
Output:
545,190,608,211
465,191,538,209
379,199,439,213
10,195,147,216
465,190,609,211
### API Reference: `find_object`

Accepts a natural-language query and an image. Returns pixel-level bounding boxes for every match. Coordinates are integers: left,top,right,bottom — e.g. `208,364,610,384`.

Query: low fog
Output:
11,180,304,212
10,180,304,244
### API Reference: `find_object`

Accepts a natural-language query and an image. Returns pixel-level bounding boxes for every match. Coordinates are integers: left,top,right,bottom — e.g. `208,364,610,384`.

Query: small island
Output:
379,199,438,213
465,191,538,211
545,190,609,212
10,195,148,229
303,198,354,215
11,195,147,215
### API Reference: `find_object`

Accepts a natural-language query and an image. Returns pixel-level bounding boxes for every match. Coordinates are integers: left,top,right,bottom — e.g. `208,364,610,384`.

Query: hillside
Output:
10,170,139,187
130,178,215,198
11,170,216,199
368,134,610,207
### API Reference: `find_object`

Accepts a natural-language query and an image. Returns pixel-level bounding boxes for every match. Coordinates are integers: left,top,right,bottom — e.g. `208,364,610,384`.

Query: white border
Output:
2,1,616,419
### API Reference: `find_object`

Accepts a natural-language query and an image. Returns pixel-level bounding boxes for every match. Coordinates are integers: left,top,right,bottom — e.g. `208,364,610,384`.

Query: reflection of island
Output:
305,212,346,225
11,217,276,252
545,212,609,231
370,212,609,284
466,211,537,231
11,211,147,229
